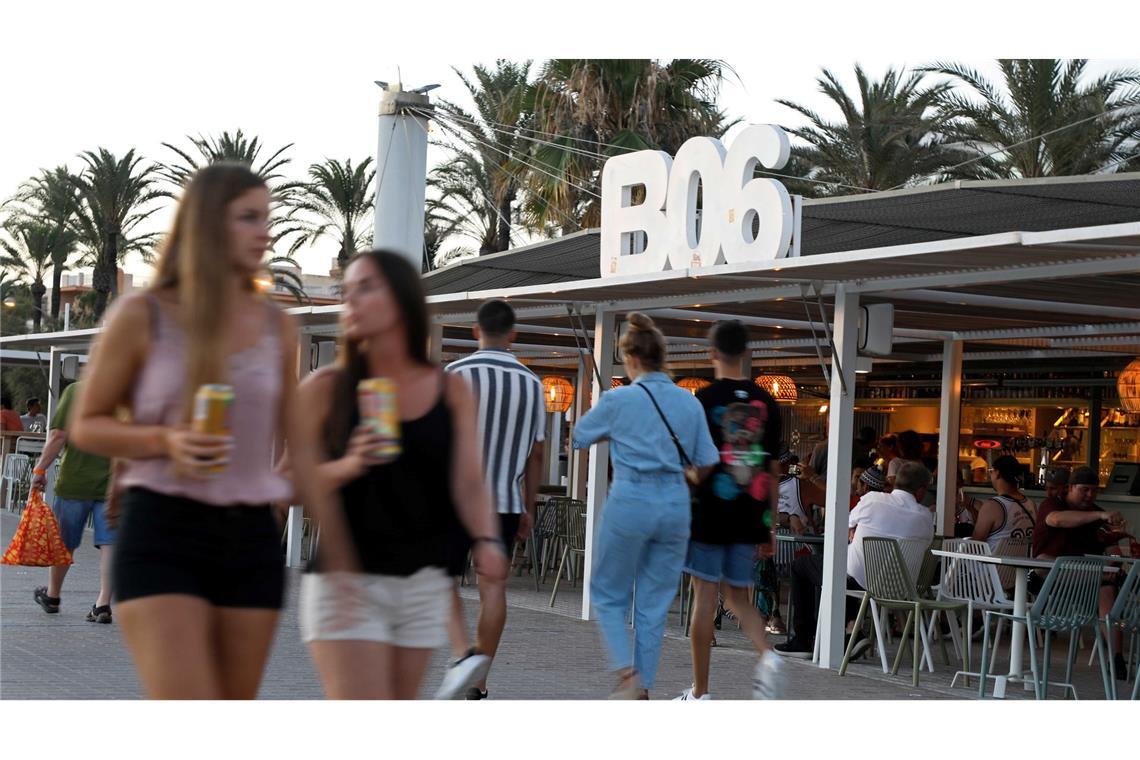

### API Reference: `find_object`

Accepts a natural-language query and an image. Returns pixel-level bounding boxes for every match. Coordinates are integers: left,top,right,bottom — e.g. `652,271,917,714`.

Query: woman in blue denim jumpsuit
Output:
573,313,718,698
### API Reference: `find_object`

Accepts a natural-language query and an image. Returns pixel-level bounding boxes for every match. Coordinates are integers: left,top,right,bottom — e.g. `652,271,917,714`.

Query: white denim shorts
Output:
299,567,451,649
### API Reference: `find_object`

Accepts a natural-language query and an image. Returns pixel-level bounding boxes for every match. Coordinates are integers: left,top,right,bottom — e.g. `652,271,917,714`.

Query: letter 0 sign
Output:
600,125,793,278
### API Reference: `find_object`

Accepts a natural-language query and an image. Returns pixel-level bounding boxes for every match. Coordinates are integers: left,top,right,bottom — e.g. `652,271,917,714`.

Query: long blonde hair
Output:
151,163,266,419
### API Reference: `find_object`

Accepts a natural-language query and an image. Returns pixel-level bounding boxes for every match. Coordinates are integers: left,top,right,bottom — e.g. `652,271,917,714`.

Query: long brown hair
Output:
151,163,267,419
325,249,432,457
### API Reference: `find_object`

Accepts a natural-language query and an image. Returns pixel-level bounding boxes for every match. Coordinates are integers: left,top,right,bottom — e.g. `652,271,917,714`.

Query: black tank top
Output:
313,375,458,576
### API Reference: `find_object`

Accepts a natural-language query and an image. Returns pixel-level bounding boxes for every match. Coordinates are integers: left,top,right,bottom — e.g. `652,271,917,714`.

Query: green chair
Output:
977,556,1111,700
549,502,586,607
839,537,968,687
1104,561,1140,700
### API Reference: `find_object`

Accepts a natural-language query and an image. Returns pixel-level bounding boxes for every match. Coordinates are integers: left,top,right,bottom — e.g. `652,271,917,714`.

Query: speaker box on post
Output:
859,304,894,356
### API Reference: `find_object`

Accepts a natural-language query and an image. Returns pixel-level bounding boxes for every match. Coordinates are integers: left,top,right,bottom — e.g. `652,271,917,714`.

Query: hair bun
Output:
626,312,655,331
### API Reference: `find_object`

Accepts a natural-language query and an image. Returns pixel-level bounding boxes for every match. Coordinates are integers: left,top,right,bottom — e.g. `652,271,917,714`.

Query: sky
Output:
2,1,1137,282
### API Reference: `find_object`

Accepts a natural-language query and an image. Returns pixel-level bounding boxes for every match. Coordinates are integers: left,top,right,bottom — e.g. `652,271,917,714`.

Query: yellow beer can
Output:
192,384,234,473
357,378,401,460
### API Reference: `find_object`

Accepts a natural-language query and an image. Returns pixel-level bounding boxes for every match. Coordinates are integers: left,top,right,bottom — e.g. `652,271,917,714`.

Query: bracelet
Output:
32,468,47,476
473,537,506,548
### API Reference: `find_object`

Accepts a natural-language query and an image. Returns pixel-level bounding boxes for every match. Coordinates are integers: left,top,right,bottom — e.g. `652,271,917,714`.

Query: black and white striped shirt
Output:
446,349,546,515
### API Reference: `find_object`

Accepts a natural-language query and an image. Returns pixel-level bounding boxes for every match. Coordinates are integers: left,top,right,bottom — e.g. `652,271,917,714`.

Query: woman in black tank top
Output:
295,250,507,699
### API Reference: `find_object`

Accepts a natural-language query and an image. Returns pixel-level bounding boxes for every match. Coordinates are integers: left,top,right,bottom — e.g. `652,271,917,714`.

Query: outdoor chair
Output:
977,556,1111,700
839,537,968,687
549,502,586,607
537,497,570,585
929,539,1015,688
993,535,1032,591
2,453,31,512
1103,561,1140,700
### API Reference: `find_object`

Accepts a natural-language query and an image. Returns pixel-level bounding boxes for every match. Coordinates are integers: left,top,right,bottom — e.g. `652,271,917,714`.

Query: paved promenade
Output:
0,511,1051,700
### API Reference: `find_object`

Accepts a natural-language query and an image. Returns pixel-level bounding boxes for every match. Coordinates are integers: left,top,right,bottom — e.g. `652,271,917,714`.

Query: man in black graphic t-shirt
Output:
674,320,785,701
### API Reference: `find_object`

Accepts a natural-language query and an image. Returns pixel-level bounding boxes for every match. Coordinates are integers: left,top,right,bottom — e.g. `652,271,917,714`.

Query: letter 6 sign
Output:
600,125,793,278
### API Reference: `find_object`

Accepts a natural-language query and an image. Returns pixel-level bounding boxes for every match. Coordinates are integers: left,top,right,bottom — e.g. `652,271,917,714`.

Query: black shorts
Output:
446,513,522,577
113,487,286,609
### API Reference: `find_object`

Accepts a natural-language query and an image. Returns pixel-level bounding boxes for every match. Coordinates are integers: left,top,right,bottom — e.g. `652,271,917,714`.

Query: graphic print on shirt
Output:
708,392,773,504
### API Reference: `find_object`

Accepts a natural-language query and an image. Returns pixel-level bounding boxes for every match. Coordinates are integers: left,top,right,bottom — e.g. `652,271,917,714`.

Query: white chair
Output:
2,454,32,512
930,539,1016,688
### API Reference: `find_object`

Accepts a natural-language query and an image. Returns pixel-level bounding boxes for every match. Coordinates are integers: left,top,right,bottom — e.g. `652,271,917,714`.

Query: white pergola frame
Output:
4,220,1139,671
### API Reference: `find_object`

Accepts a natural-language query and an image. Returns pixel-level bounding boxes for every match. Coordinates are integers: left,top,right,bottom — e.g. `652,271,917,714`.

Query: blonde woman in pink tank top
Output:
70,163,334,699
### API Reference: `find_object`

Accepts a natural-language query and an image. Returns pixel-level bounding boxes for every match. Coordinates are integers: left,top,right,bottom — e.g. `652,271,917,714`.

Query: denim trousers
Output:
590,473,690,689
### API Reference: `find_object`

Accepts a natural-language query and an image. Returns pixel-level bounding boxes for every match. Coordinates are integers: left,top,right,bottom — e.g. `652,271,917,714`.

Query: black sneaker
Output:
773,637,813,658
465,687,488,700
86,604,112,624
33,587,60,614
1114,653,1129,682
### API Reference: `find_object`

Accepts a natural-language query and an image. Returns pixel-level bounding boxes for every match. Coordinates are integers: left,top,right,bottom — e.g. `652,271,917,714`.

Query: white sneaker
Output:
673,686,711,700
752,650,786,700
433,650,492,700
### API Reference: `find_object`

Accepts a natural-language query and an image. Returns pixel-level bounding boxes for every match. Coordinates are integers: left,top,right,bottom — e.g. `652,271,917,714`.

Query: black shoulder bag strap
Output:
638,384,693,468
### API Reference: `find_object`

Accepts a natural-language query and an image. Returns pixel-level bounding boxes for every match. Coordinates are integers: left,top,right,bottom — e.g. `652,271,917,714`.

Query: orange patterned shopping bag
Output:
1,490,74,566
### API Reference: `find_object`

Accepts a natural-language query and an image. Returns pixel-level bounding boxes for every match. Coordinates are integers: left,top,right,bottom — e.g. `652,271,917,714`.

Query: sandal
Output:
609,668,641,699
86,604,112,624
34,587,60,614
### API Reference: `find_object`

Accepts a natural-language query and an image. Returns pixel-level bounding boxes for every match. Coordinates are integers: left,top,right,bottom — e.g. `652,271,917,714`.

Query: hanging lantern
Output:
755,374,798,402
542,376,574,413
1119,359,1140,413
677,377,712,395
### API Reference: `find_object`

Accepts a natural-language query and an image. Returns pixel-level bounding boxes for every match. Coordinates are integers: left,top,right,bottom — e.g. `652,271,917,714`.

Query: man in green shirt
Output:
30,381,116,623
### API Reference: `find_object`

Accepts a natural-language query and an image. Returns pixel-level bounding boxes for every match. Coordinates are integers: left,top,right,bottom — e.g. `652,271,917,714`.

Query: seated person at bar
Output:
1,393,25,432
972,454,1036,552
1043,467,1070,501
1033,465,1129,681
875,434,898,474
886,430,924,489
777,449,825,534
774,462,935,658
850,465,887,509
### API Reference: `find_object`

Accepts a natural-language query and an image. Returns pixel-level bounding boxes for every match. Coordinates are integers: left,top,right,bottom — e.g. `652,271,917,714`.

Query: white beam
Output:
954,321,1140,342
892,288,1140,321
936,340,963,537
851,254,1140,295
429,324,444,364
818,285,859,670
581,308,617,621
648,308,947,340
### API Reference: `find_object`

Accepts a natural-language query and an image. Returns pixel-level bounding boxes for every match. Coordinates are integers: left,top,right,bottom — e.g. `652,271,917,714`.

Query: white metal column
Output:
429,323,444,365
581,309,616,621
372,84,432,271
818,285,859,669
570,356,591,501
47,347,64,423
285,331,315,568
547,411,562,485
936,339,964,537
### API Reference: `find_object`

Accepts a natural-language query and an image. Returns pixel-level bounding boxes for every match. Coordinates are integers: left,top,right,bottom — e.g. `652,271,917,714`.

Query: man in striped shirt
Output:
435,299,546,700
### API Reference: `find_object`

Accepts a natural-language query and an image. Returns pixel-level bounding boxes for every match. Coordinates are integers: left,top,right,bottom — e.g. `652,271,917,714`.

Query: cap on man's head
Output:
1044,468,1070,486
1069,466,1098,487
859,466,887,491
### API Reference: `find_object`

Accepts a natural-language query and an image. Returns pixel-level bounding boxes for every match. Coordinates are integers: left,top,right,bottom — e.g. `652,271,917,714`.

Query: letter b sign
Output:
600,125,793,278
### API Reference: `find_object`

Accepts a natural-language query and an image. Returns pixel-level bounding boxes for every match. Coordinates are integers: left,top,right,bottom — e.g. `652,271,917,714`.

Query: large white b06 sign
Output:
600,125,793,277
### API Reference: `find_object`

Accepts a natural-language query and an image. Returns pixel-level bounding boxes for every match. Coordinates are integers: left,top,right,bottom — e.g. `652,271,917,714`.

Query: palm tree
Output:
9,167,83,326
422,197,464,273
1,219,56,332
262,253,311,305
775,66,957,196
161,129,294,186
160,130,300,249
922,59,1140,178
281,158,375,271
435,60,533,254
524,59,734,230
69,148,169,320
426,150,499,255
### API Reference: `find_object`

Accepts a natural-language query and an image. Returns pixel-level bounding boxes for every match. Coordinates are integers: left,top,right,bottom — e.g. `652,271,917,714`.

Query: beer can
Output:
357,378,401,460
192,384,234,473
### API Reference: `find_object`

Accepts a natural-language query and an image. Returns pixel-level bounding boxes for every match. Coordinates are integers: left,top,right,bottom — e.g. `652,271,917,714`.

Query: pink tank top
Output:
119,294,292,506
